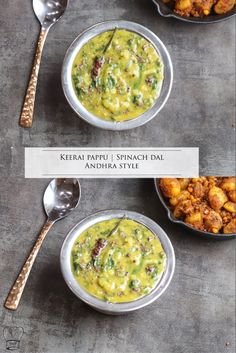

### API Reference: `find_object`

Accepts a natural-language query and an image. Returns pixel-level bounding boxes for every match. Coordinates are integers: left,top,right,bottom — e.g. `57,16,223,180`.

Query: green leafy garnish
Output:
129,279,140,289
104,257,115,270
133,94,143,106
152,78,158,90
106,75,116,89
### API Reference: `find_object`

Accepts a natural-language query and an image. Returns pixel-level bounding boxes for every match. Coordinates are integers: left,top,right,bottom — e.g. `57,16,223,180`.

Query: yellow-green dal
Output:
71,218,166,303
72,29,164,122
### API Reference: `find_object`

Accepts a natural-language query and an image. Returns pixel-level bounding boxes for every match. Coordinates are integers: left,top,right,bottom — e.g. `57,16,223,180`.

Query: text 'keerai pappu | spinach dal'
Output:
71,218,166,303
72,29,164,122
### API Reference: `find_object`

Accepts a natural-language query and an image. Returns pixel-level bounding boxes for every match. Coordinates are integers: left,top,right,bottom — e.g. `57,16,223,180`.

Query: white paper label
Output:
25,147,199,178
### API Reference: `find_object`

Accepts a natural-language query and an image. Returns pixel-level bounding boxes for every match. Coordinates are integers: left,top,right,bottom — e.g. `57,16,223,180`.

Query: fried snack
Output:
224,219,236,234
223,201,236,213
179,178,190,190
220,177,236,192
228,190,236,203
203,209,223,233
214,0,235,14
192,181,205,198
165,0,235,17
159,177,236,235
175,0,192,14
191,0,214,16
159,178,181,198
185,211,203,229
169,190,190,206
208,186,228,210
173,199,194,218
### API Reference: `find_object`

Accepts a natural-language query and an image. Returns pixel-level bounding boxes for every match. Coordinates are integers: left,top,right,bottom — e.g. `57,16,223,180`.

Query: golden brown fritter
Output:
173,199,194,218
220,177,236,192
228,190,236,203
159,178,181,198
169,190,190,206
224,219,236,234
214,0,235,14
185,211,203,229
223,201,236,213
203,209,223,233
179,178,190,190
191,0,214,16
208,186,228,210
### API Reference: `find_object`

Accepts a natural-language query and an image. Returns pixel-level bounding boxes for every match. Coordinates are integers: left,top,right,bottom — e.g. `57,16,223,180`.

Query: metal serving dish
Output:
152,0,236,23
60,209,175,314
61,20,173,130
155,179,236,239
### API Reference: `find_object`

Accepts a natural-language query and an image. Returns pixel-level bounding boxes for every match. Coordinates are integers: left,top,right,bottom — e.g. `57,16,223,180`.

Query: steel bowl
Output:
60,209,175,314
155,179,236,239
152,0,236,23
61,20,173,130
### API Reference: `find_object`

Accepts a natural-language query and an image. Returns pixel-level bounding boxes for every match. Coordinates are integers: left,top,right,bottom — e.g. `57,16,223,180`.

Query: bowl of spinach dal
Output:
61,21,173,130
60,210,175,314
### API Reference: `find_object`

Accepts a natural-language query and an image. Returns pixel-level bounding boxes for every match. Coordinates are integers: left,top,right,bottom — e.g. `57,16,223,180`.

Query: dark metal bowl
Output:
154,179,236,240
152,0,236,23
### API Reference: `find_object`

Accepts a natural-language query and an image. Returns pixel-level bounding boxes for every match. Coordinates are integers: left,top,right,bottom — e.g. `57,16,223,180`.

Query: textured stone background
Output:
0,178,235,353
0,0,235,175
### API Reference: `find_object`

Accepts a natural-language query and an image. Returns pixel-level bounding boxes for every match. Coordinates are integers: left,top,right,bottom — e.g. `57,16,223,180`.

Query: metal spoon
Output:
19,0,69,128
5,178,80,310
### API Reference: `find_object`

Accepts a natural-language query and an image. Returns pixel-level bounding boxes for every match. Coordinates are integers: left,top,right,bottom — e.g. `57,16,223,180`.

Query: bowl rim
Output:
61,20,173,131
152,0,236,23
154,178,236,239
60,209,175,314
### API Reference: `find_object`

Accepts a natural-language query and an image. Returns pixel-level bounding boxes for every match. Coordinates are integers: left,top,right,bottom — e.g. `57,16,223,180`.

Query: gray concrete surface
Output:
0,178,235,353
0,0,235,176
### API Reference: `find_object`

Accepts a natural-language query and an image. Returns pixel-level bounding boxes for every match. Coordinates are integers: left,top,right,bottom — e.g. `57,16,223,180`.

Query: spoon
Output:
19,0,69,128
5,178,80,310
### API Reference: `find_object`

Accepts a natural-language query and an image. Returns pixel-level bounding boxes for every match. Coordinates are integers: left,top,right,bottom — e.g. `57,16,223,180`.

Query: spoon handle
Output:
5,220,54,310
19,27,48,128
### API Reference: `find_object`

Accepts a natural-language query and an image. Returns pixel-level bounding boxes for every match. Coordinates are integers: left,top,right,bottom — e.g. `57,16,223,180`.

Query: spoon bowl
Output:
44,178,81,221
33,0,69,28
